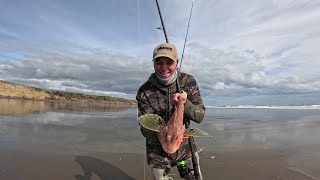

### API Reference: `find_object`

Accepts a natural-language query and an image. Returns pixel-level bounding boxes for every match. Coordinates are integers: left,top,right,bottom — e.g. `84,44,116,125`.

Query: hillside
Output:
0,80,136,105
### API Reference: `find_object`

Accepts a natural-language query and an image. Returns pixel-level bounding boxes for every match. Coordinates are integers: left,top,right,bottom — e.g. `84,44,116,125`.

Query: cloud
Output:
0,41,154,99
0,0,319,105
2,38,318,105
180,42,320,104
0,27,19,39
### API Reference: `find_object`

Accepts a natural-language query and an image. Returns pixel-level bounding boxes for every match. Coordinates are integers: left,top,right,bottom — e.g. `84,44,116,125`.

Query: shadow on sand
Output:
75,155,135,180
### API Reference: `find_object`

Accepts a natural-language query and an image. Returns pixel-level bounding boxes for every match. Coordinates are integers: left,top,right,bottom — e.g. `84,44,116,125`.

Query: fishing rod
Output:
155,0,169,43
179,0,195,70
178,1,201,179
155,1,201,180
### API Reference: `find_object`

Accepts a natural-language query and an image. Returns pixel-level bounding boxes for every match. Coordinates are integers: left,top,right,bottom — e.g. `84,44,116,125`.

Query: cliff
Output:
0,80,136,105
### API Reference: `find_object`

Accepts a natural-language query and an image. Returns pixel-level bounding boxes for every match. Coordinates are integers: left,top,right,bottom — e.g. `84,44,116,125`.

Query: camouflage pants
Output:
146,139,203,180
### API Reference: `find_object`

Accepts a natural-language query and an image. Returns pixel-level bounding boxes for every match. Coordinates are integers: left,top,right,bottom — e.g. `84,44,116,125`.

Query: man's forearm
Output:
184,100,205,123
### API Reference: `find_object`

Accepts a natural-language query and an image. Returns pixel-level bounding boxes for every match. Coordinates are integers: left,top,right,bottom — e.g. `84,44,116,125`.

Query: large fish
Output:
138,94,210,154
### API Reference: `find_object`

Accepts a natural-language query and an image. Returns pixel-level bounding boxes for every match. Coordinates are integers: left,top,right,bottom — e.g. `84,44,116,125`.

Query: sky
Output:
0,0,320,106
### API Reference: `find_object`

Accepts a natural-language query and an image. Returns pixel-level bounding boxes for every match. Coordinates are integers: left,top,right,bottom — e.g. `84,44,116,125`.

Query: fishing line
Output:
138,0,142,67
137,1,146,179
179,0,195,70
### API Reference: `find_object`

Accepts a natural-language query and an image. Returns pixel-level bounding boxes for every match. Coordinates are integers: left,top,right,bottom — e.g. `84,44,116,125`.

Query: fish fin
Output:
138,114,165,132
184,128,212,137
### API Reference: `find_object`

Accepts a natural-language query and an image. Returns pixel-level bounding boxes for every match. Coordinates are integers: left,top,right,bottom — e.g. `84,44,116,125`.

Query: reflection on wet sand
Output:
0,98,136,115
0,98,48,115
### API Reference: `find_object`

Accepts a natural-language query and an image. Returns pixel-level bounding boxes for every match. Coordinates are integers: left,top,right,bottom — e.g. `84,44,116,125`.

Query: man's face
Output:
154,57,177,79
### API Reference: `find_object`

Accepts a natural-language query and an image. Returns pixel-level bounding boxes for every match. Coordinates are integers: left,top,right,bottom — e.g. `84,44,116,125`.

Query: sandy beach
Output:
1,99,320,180
0,148,316,180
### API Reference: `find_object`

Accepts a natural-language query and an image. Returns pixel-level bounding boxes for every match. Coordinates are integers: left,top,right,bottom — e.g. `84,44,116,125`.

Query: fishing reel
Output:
177,160,193,178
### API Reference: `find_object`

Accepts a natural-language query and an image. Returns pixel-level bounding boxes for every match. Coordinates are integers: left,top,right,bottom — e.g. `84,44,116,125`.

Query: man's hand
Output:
172,91,187,105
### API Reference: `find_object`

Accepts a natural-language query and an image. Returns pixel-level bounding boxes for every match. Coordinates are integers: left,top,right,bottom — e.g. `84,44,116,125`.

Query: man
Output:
136,42,205,180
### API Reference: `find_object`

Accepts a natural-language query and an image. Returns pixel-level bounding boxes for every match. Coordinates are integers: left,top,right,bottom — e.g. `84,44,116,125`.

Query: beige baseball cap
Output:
153,43,178,61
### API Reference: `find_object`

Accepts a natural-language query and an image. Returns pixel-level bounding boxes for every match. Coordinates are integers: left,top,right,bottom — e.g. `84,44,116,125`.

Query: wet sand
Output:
0,148,316,180
1,99,320,179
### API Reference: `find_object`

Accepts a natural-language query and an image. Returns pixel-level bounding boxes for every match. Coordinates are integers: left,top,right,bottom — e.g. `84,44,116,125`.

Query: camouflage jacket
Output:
136,72,205,142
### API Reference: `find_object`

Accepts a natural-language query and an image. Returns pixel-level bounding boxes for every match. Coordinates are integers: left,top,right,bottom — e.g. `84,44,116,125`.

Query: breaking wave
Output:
207,105,320,109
